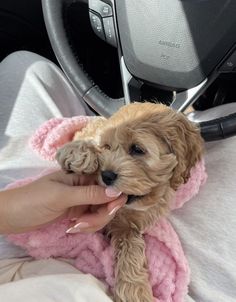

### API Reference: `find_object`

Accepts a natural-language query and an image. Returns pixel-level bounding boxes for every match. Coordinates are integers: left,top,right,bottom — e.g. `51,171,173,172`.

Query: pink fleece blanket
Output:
7,116,207,302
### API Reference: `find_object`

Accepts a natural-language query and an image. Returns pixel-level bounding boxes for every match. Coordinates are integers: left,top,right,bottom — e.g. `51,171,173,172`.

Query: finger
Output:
66,185,123,207
66,223,106,234
66,204,109,234
76,174,98,186
47,171,124,207
106,194,127,213
48,170,97,186
68,225,105,234
66,200,124,234
88,193,127,213
66,205,89,220
67,195,126,226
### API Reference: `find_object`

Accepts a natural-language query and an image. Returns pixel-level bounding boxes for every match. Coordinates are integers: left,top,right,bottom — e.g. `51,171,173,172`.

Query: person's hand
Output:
0,171,127,234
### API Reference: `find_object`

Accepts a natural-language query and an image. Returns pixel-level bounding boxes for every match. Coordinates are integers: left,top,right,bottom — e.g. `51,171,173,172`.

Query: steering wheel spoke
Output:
170,78,209,112
119,56,142,104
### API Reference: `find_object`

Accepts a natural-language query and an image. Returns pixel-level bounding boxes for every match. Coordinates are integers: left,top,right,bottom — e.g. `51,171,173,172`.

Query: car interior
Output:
1,0,236,143
1,1,236,301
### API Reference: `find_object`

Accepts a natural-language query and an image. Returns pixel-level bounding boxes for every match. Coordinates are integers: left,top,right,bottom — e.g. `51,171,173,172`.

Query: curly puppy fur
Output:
56,102,204,302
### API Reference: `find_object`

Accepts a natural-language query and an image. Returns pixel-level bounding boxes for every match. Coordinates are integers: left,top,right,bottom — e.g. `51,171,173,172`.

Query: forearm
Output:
0,188,19,234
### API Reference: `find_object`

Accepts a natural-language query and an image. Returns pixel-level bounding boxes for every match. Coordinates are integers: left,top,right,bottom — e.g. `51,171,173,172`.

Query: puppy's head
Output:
97,102,203,210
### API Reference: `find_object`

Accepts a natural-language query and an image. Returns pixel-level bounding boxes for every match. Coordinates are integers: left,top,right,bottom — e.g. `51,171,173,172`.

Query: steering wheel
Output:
42,0,236,141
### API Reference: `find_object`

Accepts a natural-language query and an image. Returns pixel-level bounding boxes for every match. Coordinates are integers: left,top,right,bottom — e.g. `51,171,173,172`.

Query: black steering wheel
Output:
42,0,236,141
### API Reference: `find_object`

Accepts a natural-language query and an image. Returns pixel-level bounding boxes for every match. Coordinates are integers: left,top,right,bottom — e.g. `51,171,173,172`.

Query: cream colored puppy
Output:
56,102,203,302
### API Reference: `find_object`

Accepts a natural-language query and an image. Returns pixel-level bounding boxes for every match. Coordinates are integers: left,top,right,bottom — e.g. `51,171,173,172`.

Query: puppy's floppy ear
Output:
150,106,204,190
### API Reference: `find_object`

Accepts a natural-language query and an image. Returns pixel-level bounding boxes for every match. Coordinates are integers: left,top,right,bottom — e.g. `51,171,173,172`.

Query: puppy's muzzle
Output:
101,170,118,186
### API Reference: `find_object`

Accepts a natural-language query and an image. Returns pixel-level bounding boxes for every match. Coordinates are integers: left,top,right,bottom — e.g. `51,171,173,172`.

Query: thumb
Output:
66,185,122,206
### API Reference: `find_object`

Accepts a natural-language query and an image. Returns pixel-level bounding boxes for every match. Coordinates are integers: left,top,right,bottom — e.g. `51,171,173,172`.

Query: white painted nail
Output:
105,187,122,198
108,206,120,216
66,222,90,234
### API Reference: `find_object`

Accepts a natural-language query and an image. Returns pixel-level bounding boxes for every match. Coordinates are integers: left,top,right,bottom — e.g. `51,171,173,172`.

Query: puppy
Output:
56,102,203,302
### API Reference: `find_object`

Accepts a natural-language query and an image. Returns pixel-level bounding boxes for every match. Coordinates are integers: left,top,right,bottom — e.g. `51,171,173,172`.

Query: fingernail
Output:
108,206,121,216
105,187,122,198
66,222,90,234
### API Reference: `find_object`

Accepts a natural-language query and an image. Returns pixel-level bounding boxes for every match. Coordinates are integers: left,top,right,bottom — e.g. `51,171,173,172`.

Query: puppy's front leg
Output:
110,228,153,302
56,140,99,174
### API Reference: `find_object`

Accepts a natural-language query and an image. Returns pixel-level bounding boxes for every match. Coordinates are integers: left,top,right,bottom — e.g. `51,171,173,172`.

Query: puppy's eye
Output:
103,144,111,150
129,144,145,156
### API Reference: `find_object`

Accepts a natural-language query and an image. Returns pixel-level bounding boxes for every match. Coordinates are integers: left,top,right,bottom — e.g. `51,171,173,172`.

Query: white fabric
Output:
0,51,89,189
0,51,236,301
170,137,236,302
0,257,112,302
172,103,236,302
0,274,112,302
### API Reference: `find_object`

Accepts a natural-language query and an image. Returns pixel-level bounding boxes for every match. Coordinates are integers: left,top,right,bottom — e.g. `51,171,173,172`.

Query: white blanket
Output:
0,258,112,302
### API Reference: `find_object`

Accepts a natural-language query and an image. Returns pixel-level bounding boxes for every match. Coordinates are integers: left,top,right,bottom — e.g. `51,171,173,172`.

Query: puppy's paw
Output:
56,140,99,174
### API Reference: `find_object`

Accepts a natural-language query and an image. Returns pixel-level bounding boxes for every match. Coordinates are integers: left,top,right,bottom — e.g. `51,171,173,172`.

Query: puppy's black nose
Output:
101,170,117,185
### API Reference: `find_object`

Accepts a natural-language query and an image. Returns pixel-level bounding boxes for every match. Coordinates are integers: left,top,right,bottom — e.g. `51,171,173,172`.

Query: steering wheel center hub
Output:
116,0,236,90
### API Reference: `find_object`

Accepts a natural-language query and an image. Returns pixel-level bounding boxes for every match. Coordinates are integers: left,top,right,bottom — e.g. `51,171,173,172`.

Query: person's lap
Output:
0,257,112,302
0,51,90,189
0,51,235,301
